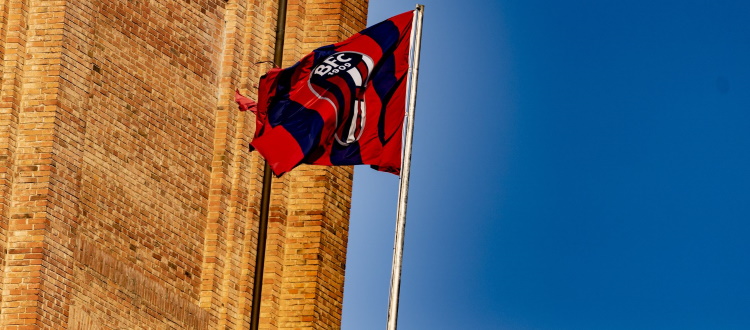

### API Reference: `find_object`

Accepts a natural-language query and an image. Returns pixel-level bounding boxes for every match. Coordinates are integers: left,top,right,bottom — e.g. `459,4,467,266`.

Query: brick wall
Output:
0,0,368,328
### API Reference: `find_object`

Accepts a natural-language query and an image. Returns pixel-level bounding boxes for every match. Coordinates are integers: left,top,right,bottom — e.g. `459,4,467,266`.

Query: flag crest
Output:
240,11,415,176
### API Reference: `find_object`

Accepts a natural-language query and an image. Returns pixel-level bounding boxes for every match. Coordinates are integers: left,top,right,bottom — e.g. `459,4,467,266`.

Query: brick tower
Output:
0,0,367,328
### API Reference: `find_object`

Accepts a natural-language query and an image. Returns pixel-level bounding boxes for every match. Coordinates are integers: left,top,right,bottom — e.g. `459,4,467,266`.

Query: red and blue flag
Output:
237,10,415,176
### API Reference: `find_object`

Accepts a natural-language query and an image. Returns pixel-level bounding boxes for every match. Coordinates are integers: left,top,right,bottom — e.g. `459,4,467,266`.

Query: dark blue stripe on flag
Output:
268,63,300,127
360,20,400,55
278,101,324,155
330,141,363,165
371,54,397,105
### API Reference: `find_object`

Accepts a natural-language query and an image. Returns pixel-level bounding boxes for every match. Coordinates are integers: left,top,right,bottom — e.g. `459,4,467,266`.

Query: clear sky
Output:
341,1,750,329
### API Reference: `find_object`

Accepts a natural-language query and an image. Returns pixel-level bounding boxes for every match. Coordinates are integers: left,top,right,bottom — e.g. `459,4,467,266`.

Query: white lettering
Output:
314,53,359,77
336,53,351,63
314,65,332,76
323,56,339,67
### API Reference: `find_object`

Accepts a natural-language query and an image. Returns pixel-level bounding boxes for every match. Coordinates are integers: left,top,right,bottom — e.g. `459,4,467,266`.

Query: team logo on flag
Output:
309,52,375,146
238,10,414,176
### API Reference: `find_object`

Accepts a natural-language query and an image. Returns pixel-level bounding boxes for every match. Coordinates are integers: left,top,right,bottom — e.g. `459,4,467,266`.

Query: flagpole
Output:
387,4,424,330
250,0,287,329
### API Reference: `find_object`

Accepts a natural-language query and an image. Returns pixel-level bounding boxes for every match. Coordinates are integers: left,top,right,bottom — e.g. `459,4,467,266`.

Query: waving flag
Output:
238,10,415,176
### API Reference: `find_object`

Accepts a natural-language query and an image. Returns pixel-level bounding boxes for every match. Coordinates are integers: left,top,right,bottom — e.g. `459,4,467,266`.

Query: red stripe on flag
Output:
252,125,305,176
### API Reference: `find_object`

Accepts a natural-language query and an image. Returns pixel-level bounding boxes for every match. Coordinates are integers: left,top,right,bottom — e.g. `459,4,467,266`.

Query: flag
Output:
237,10,415,176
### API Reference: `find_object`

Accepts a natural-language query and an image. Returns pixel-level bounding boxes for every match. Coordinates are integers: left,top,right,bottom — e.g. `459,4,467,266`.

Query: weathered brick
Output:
1,0,365,328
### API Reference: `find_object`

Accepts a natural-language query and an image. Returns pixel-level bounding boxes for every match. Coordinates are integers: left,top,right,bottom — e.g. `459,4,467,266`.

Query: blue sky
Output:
341,1,750,329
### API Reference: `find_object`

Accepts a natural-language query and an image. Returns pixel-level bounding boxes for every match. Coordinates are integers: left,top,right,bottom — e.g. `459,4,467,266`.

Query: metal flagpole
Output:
250,0,288,329
386,4,424,330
